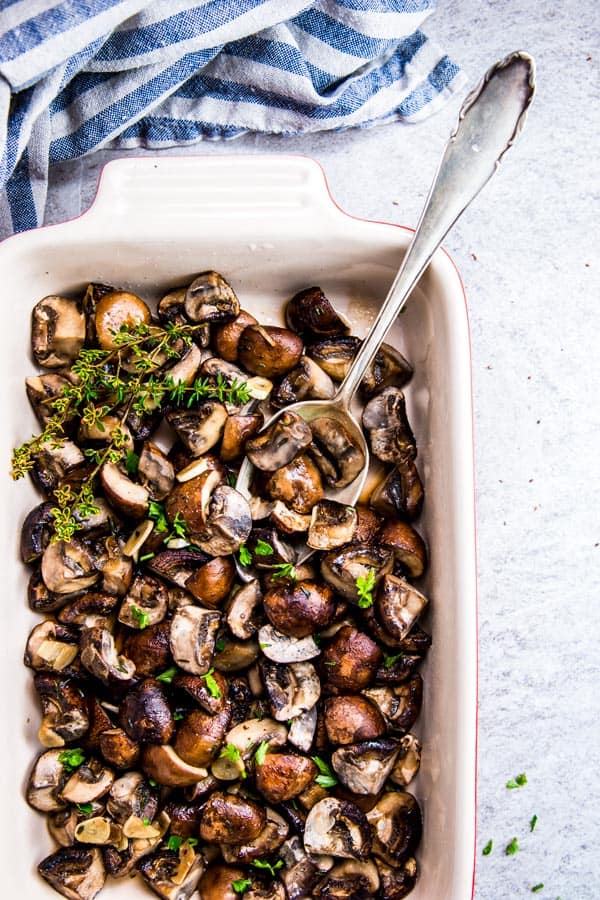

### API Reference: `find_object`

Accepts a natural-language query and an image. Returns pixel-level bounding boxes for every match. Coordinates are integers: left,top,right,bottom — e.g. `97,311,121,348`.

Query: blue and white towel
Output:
0,0,464,238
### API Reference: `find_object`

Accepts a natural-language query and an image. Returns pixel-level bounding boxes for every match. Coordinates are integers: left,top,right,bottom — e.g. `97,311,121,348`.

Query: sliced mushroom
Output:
58,591,120,630
261,660,321,721
21,501,55,563
166,470,222,535
307,501,358,551
61,758,114,804
79,415,134,451
118,572,169,629
49,806,102,848
272,357,335,408
309,417,366,489
313,859,380,899
362,387,417,465
26,373,73,427
227,580,263,639
166,402,228,457
137,442,175,500
31,439,85,495
238,324,303,378
307,336,360,381
366,791,422,866
169,605,221,675
323,696,386,746
246,411,313,472
221,413,263,462
94,291,151,350
369,458,424,521
175,452,227,485
174,705,232,767
35,672,89,747
41,539,98,595
320,626,382,693
389,734,422,786
142,744,209,787
28,569,67,613
147,547,210,588
320,544,393,603
360,343,413,397
304,798,372,860
213,636,260,672
98,537,134,595
270,501,311,534
120,679,175,744
288,705,318,753
185,270,240,323
25,620,79,673
379,520,427,577
31,295,86,368
376,857,418,900
100,462,149,520
244,882,286,900
279,836,320,900
27,749,69,812
362,676,423,734
331,739,401,795
265,453,324,515
186,556,236,607
212,308,258,361
224,717,288,758
192,485,252,556
174,669,229,715
219,806,289,864
138,844,205,900
263,580,335,638
375,574,429,642
256,753,318,803
200,791,266,844
286,286,349,338
38,846,106,900
353,506,382,544
258,625,321,663
79,626,136,685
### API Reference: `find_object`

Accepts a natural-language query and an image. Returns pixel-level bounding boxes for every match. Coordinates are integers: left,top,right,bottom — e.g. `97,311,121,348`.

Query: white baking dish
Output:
0,155,477,900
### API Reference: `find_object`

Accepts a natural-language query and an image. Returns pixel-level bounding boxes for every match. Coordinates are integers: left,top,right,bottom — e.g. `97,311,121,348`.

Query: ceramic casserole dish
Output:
0,155,477,900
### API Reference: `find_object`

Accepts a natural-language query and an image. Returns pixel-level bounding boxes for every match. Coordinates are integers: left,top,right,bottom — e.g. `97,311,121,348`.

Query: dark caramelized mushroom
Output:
238,324,303,378
331,739,401,795
41,539,98,595
323,696,385,746
221,413,263,462
376,858,418,900
79,626,136,686
21,501,55,563
219,806,289,864
363,676,423,734
307,500,358,551
314,860,380,899
309,417,366,489
169,605,221,675
263,580,335,638
137,442,175,500
38,846,106,900
121,622,172,676
272,357,335,407
246,411,313,472
200,792,266,844
34,672,89,747
138,844,205,900
212,308,258,361
320,626,382,693
26,373,73,427
173,705,231,767
304,798,372,859
286,286,349,338
100,462,149,520
94,291,150,350
362,387,416,465
255,753,317,803
185,556,236,607
266,453,324,515
320,544,392,603
120,679,174,744
369,459,425,522
166,403,228,457
359,343,413,397
198,864,248,900
374,574,429,642
185,270,240,323
366,791,422,866
261,660,321,721
379,520,427,577
27,749,69,812
141,744,209,787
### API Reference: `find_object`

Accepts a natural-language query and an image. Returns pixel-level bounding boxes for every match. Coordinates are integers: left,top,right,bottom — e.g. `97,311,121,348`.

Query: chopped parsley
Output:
355,568,376,608
76,802,93,815
131,605,150,629
139,552,155,562
232,877,253,894
251,859,284,878
271,562,297,582
148,500,169,533
530,814,538,832
215,638,226,652
506,773,528,789
125,450,139,474
254,539,274,556
167,835,183,851
201,667,222,699
58,748,86,771
312,756,338,788
142,817,151,826
383,652,405,669
238,544,253,566
165,511,189,543
482,839,493,856
505,837,519,856
254,740,270,766
173,711,184,721
156,666,178,683
220,743,246,778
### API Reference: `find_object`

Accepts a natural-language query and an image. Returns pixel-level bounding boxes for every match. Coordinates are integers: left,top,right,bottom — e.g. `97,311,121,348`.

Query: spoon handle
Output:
334,50,535,409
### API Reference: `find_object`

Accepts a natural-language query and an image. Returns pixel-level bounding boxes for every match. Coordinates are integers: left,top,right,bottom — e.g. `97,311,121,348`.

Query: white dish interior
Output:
0,155,477,899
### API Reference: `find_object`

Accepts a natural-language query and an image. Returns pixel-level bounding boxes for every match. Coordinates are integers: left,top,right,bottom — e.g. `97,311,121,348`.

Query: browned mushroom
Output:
219,806,289,865
323,696,385,746
307,501,358,551
32,295,86,367
266,453,324,515
166,403,228,457
185,556,235,607
165,470,223,534
320,626,382,693
26,373,73,427
363,676,423,734
79,626,136,686
331,739,401,795
376,857,418,900
255,753,317,803
263,580,335,638
374,574,429,643
379,520,427,577
94,291,151,350
309,417,366,489
27,749,69,812
272,357,335,408
320,544,393,603
169,605,221,675
34,672,89,747
246,412,313,473
304,798,372,859
200,792,266,844
261,660,321,721
314,860,380,899
58,592,120,630
369,458,424,521
141,744,209,787
185,270,240,323
138,842,205,899
221,413,263,462
192,485,252,556
120,679,175,744
25,620,79,674
118,572,169,629
61,757,114,804
100,462,149,519
38,846,106,900
366,791,422,866
173,705,232,767
212,308,258,361
286,286,349,338
389,734,422,786
21,501,55,563
98,729,140,770
137,442,175,500
362,387,416,465
41,539,98,595
238,325,303,378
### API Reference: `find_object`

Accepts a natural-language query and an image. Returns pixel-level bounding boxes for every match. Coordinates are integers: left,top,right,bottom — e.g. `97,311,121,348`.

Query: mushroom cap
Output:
185,270,240,323
200,791,266,844
309,417,366,489
192,485,252,556
38,846,106,900
41,539,98,596
366,791,423,866
94,291,151,350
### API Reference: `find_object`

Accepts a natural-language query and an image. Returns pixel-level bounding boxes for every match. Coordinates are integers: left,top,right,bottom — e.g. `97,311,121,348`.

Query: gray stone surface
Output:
36,1,600,897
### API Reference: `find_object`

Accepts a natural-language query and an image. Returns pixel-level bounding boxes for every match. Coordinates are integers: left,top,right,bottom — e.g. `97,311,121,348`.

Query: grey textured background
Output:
37,0,600,897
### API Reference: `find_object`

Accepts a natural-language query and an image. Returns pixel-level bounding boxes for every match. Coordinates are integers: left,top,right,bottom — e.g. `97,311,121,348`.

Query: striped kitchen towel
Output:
0,0,464,238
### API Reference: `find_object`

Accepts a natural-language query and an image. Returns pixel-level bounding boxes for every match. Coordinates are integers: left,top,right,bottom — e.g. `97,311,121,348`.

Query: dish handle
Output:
86,155,342,230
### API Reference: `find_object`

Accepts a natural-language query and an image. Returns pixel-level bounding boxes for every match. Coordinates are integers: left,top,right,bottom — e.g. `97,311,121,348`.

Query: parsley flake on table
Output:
505,837,519,856
506,772,528,789
531,885,544,893
482,839,493,856
530,814,538,832
355,568,376,608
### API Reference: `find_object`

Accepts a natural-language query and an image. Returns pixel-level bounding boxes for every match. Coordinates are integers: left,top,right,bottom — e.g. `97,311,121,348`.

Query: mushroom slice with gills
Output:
49,805,103,848
31,295,86,368
369,458,424,522
26,372,73,427
320,543,393,604
174,704,232,767
41,539,98,595
376,858,418,900
200,791,266,844
166,402,228,458
193,485,252,556
212,635,260,673
25,620,79,673
27,749,69,812
147,546,211,589
32,439,85,495
169,605,221,675
137,442,175,500
359,343,413,398
331,739,401,795
28,569,67,614
265,453,324,515
366,791,422,867
61,758,115,805
238,324,304,378
375,574,429,642
263,580,335,638
307,501,358,551
245,526,295,570
227,579,263,639
139,845,205,900
306,336,360,381
185,270,240,323
174,669,229,714
261,660,321,722
221,412,263,462
304,798,372,860
57,591,120,630
185,555,236,607
212,307,258,361
141,744,209,787
288,705,318,753
279,836,320,900
286,286,349,339
120,678,175,744
379,520,427,578
221,717,288,762
313,859,380,899
258,625,321,663
165,470,222,534
272,356,336,408
34,672,89,747
79,626,136,685
255,753,318,803
96,535,134,596
270,500,311,534
38,846,106,900
309,417,366,489
100,462,149,520
389,734,422,787
219,806,289,864
363,676,423,734
245,410,313,472
361,387,417,465
118,572,169,629
175,451,227,484
323,696,386,746
320,626,382,694
21,501,56,563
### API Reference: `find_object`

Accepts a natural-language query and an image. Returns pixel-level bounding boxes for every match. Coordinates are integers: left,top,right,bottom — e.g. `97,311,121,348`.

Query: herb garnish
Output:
131,605,150,629
530,814,538,832
506,773,528,789
383,652,404,669
312,756,338,788
220,743,246,778
482,839,493,856
201,667,222,698
505,837,519,856
76,802,93,815
254,741,270,766
238,545,253,566
251,859,284,878
125,450,139,474
232,878,253,894
271,562,298,582
156,666,178,684
58,748,86,771
254,539,274,556
355,568,376,608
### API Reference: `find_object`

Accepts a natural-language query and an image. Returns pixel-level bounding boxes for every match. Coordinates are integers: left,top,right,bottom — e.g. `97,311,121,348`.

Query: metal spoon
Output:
236,51,535,529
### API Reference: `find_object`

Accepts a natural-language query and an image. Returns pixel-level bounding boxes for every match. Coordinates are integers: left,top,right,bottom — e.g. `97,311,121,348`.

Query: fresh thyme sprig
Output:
12,319,250,542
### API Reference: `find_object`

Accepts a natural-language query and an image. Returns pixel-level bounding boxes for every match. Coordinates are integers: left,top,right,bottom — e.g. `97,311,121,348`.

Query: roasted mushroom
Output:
261,660,321,721
313,859,380,899
323,696,385,746
256,753,318,803
118,572,169,629
169,605,221,675
309,417,366,489
307,500,357,551
258,625,321,664
173,705,232,767
320,544,392,603
200,791,266,844
238,324,303,378
31,438,85,495
79,626,136,685
219,806,289,864
120,678,175,744
138,843,205,900
246,411,313,472
21,501,55,562
366,791,422,866
374,575,429,643
26,373,73,427
212,308,258,361
31,295,86,368
320,626,382,693
369,460,424,521
166,403,228,457
94,291,151,350
27,749,69,812
362,387,417,465
38,846,106,900
141,744,209,787
137,442,175,500
286,286,349,338
100,462,149,520
266,453,324,515
331,739,401,795
263,580,335,638
34,672,89,747
304,798,372,859
185,270,240,323
389,734,422,786
272,357,335,408
41,539,98,595
61,757,114,804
